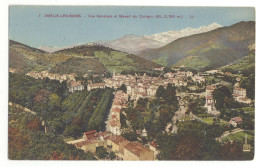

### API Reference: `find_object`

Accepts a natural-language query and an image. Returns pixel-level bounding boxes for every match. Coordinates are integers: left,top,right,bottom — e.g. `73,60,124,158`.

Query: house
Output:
107,120,121,135
69,131,111,153
107,135,130,158
69,81,84,93
87,83,105,91
206,85,216,95
229,117,243,127
233,87,247,99
83,130,97,140
232,87,251,104
205,95,214,112
123,142,154,160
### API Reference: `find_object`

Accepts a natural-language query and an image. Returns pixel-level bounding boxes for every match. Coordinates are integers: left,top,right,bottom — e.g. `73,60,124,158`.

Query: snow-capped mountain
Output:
99,23,222,54
40,23,222,54
145,23,222,44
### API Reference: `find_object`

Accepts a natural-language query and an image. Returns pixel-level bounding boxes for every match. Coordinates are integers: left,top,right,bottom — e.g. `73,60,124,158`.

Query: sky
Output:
9,6,255,48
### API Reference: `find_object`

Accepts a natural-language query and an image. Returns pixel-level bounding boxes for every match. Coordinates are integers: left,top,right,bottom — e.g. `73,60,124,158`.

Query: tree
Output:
156,85,165,98
240,74,255,99
121,132,138,141
49,93,61,107
171,132,203,160
163,84,178,105
27,118,42,131
220,141,243,160
118,84,127,93
186,98,206,115
213,86,233,111
109,151,116,160
158,105,175,128
96,146,109,159
8,127,29,159
120,112,127,128
47,151,64,160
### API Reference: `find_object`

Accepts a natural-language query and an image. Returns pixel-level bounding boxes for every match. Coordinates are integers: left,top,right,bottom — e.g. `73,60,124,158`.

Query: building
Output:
83,130,97,140
107,135,130,158
87,83,105,91
233,86,251,104
68,131,155,160
68,131,111,153
69,81,84,93
205,95,214,112
229,117,243,127
124,142,154,160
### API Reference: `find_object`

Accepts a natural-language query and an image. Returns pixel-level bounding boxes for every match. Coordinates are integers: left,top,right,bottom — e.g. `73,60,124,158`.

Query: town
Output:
14,65,253,160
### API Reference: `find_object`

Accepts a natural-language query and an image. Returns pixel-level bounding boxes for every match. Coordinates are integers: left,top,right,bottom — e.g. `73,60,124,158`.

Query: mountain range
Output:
10,21,255,74
38,23,222,54
97,23,222,54
139,21,255,70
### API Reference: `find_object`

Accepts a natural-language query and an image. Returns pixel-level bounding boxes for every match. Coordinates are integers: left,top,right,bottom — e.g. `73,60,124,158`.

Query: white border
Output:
1,1,259,167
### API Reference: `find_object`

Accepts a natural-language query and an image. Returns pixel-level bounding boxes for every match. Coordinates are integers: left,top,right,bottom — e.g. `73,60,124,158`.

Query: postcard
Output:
8,6,255,160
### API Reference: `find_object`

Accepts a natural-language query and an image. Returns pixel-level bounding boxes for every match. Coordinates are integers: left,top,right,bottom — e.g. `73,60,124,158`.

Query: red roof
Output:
124,142,151,157
206,95,213,100
232,117,243,123
84,130,97,135
107,135,129,145
150,141,158,148
112,107,121,113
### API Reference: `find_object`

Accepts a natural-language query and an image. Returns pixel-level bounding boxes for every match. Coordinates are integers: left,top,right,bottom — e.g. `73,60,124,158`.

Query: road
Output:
165,97,187,133
216,128,244,142
9,102,36,115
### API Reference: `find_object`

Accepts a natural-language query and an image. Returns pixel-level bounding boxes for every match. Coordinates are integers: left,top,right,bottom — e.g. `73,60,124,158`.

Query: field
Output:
222,130,254,143
200,116,228,125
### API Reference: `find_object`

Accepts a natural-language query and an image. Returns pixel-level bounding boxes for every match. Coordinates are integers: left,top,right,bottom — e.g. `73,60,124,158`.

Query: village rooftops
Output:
108,135,129,145
233,87,246,91
84,130,97,135
69,81,82,87
109,120,120,127
124,142,151,157
88,83,105,86
74,138,98,147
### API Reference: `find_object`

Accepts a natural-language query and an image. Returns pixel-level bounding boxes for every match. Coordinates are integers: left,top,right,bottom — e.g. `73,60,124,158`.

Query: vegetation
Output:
222,51,255,76
186,97,206,115
9,73,113,139
8,105,96,160
156,120,253,160
139,21,255,70
9,39,161,76
240,74,255,99
123,84,178,140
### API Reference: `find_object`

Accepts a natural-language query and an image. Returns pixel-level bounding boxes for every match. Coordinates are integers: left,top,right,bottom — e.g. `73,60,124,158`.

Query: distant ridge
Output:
9,40,161,75
139,21,255,71
97,23,222,54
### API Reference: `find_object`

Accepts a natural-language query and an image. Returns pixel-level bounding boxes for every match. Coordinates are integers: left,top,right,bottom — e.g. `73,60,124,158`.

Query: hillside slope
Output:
9,40,161,75
221,49,255,76
139,21,255,70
